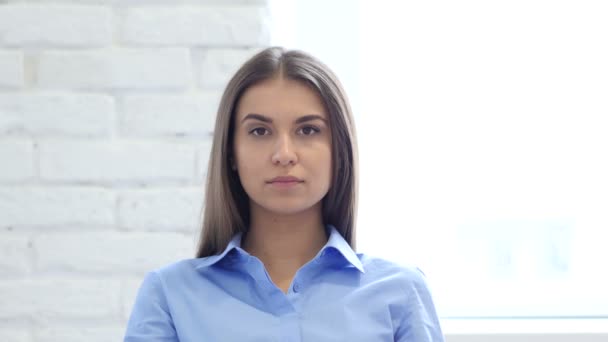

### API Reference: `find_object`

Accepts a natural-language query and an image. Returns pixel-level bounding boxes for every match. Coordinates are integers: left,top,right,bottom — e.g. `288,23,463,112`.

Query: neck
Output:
242,202,328,273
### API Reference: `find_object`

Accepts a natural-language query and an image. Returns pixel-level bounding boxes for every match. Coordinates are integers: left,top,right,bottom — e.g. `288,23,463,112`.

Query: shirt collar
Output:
194,224,364,273
321,224,365,273
193,233,244,270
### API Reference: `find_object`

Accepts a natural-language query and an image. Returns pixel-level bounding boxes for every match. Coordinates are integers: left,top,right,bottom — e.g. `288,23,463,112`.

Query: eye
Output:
298,125,321,136
249,127,270,136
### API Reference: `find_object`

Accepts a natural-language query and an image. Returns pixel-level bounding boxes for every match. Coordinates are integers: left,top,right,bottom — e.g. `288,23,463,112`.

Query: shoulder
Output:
359,253,429,284
358,254,444,339
356,253,435,299
145,257,210,284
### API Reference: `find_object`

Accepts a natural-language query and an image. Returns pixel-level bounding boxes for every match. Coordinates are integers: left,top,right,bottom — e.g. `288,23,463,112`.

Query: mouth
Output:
266,176,304,188
267,176,304,183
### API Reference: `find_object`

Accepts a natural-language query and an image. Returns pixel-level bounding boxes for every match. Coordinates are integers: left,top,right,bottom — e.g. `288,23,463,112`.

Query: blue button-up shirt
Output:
124,225,444,341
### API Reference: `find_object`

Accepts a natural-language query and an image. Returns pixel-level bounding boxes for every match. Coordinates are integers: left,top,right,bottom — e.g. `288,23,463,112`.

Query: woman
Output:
124,47,444,341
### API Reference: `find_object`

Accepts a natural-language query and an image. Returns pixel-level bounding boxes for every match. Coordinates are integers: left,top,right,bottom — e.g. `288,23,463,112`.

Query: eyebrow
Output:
241,113,327,124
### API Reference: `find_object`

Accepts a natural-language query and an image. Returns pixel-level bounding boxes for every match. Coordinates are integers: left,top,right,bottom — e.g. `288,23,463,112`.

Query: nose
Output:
271,133,298,166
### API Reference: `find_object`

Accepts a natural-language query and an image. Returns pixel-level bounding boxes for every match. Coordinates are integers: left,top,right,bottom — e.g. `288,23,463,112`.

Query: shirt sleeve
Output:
124,271,179,342
394,267,445,342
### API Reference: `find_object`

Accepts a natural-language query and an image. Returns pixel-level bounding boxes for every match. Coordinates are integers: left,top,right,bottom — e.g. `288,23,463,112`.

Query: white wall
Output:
0,1,269,340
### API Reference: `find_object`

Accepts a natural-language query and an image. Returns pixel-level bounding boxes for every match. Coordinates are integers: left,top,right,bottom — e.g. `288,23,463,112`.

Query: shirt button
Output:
293,283,300,293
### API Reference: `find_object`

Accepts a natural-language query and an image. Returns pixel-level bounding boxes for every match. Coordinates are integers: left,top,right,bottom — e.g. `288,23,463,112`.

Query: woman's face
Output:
233,76,332,216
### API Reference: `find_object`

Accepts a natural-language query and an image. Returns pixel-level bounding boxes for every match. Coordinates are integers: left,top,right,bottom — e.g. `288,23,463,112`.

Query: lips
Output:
268,176,303,183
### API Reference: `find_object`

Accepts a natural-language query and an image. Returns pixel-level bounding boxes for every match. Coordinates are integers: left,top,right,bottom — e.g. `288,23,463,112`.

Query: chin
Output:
265,204,313,216
257,198,320,216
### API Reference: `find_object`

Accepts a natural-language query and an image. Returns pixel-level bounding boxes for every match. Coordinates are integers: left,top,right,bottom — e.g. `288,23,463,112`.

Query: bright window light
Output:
270,0,608,318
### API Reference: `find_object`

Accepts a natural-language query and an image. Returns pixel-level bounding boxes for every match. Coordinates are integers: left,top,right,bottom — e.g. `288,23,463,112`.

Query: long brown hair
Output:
195,47,358,258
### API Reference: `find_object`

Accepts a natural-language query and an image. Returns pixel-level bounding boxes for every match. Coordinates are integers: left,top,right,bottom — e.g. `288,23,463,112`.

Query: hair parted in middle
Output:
196,47,358,258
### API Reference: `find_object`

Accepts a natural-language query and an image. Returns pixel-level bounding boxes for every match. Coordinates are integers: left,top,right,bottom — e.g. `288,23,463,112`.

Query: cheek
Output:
235,145,264,177
315,146,333,180
234,137,254,166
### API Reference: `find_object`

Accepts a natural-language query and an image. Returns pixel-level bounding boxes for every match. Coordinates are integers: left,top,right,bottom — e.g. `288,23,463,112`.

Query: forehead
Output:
235,77,328,122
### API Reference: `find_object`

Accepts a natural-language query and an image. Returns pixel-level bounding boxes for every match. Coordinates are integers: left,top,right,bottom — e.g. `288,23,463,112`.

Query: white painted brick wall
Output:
0,50,24,88
196,140,213,178
33,324,125,342
0,141,34,181
0,5,113,47
0,0,270,339
38,49,193,90
117,188,203,232
0,93,114,137
0,330,30,342
0,186,115,227
121,93,218,137
123,6,270,46
39,141,197,182
121,277,144,321
0,278,121,319
34,232,194,274
199,47,263,89
0,235,31,275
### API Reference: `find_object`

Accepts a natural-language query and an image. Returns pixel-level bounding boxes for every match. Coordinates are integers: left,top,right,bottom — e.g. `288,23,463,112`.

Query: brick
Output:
117,188,203,232
0,330,30,342
0,50,24,87
123,6,270,46
0,141,34,181
34,325,123,342
0,5,112,47
199,48,260,89
122,93,218,137
196,141,213,180
38,49,192,90
0,186,114,228
0,93,113,137
122,277,144,320
34,232,194,274
25,0,267,4
0,234,31,275
39,141,196,183
0,278,120,319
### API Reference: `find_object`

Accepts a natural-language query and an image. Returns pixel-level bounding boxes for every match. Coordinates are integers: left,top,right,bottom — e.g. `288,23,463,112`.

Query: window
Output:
270,0,608,321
